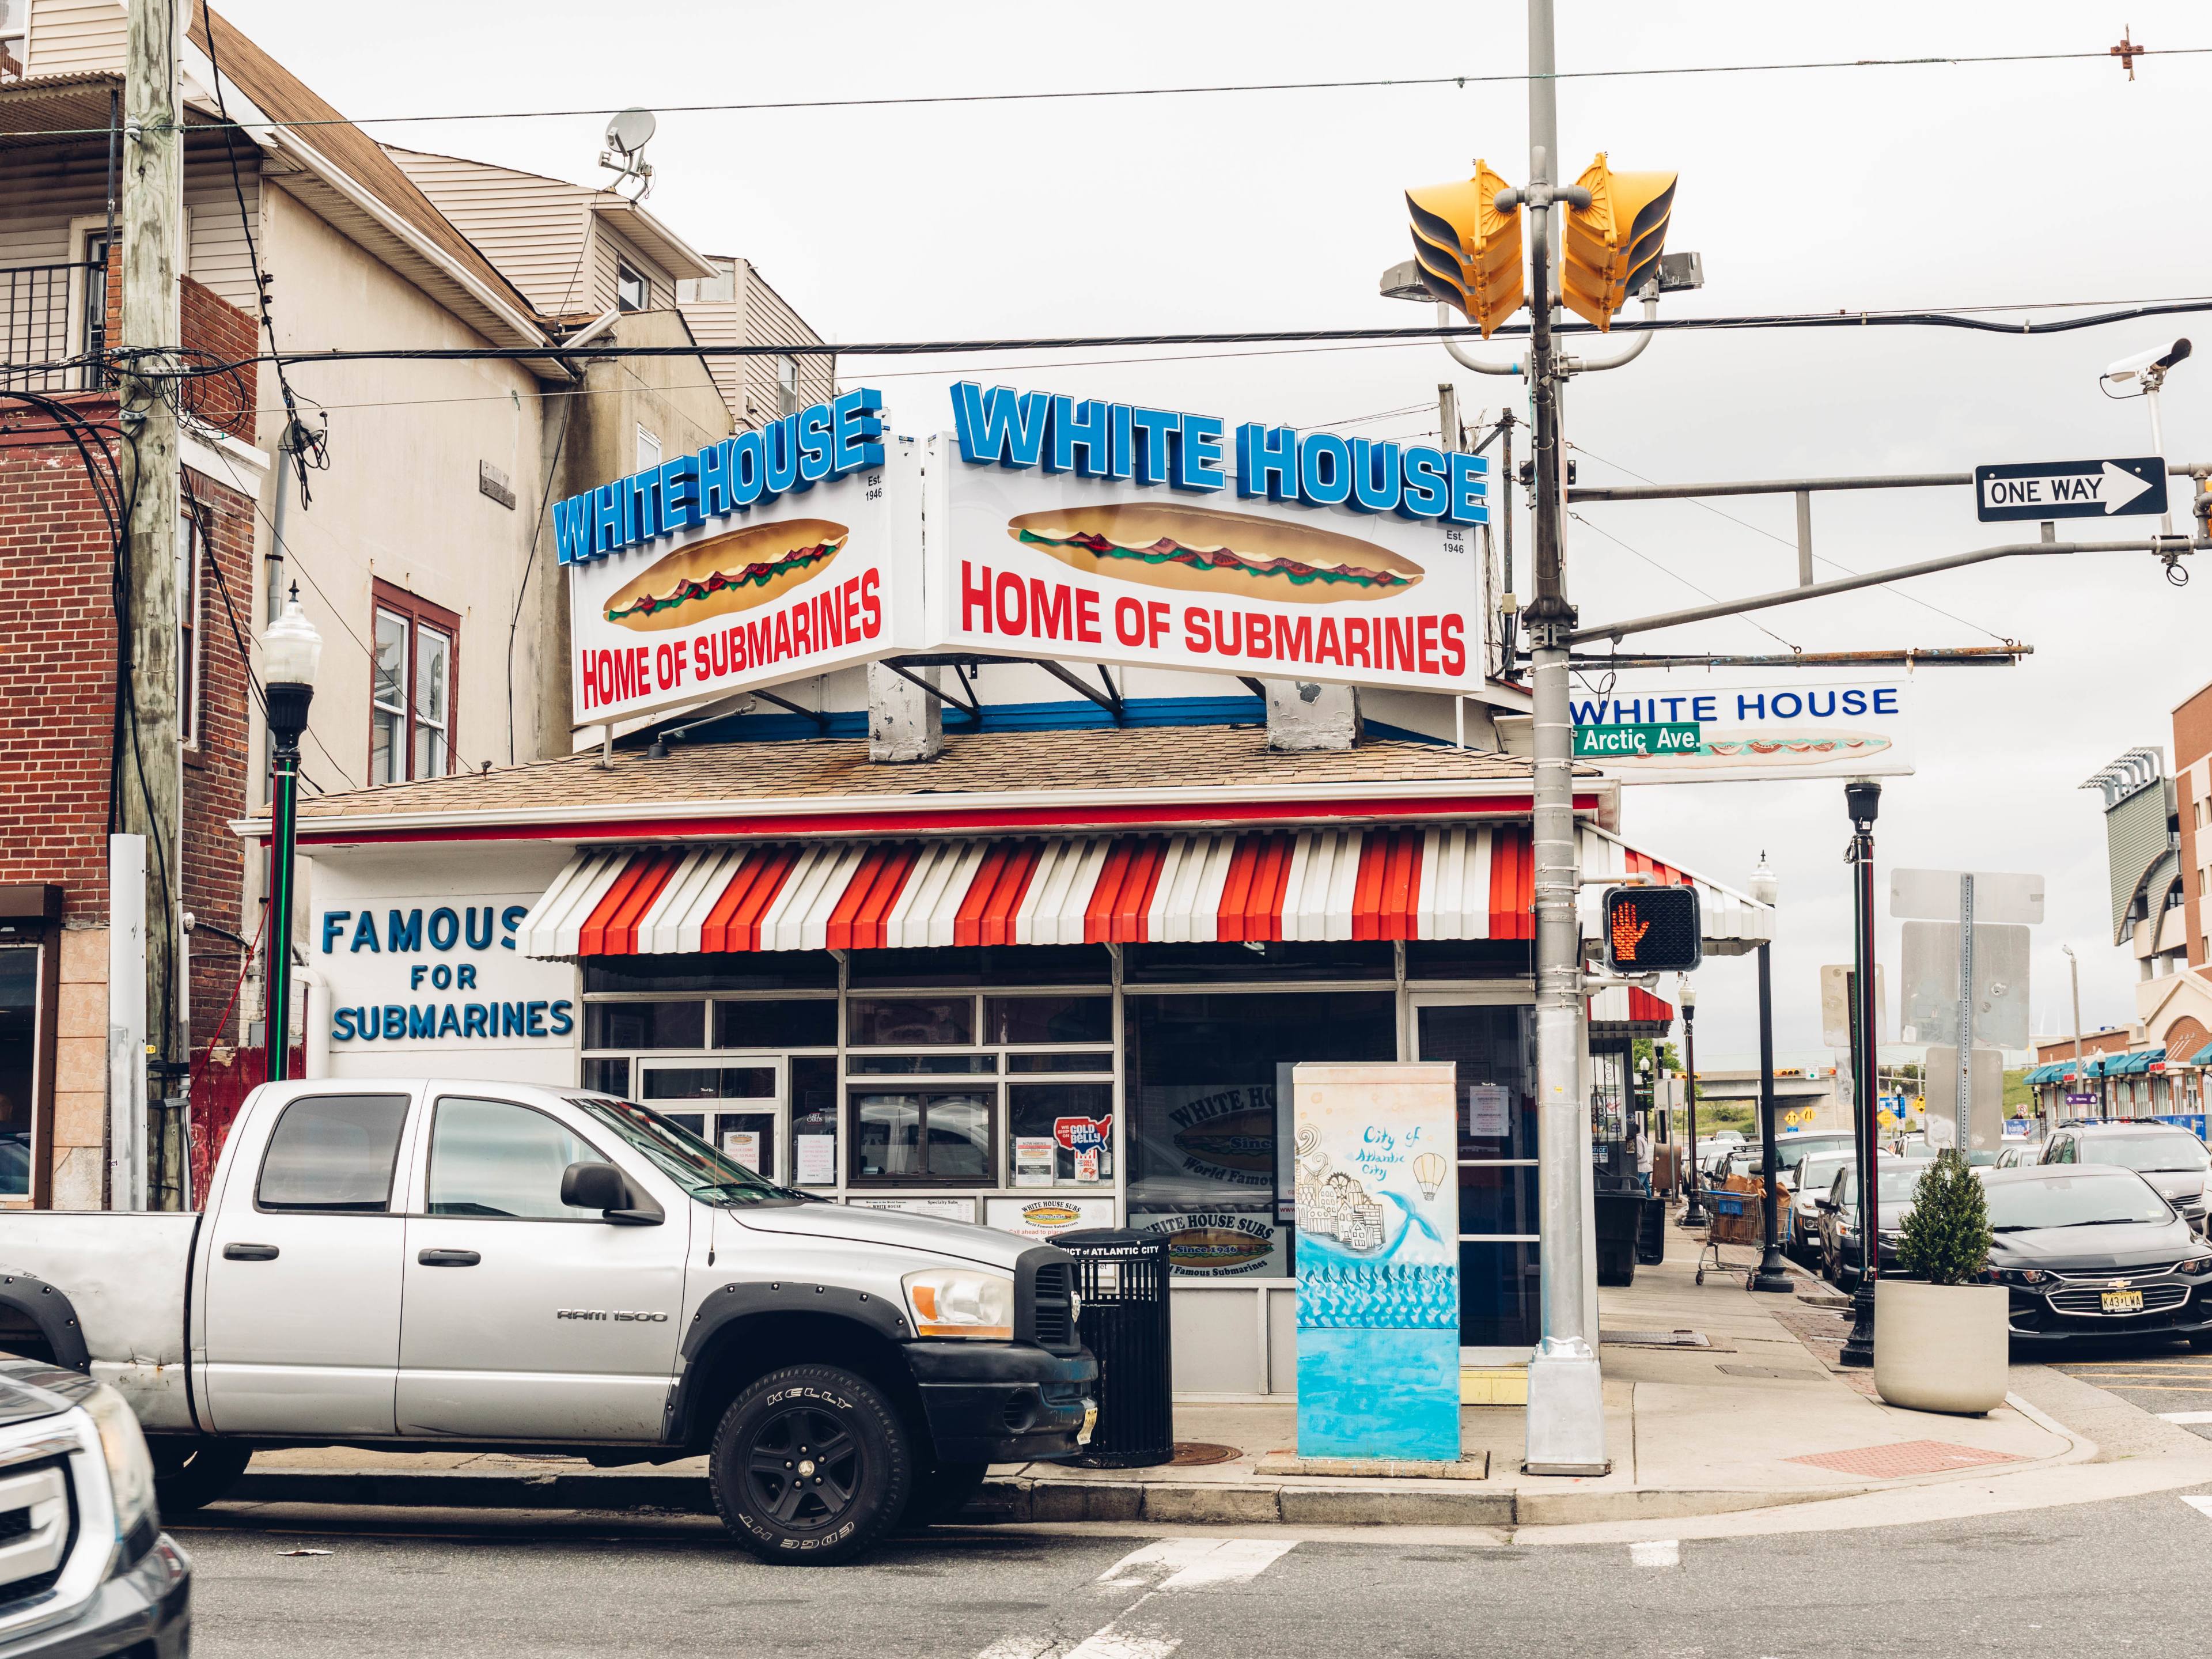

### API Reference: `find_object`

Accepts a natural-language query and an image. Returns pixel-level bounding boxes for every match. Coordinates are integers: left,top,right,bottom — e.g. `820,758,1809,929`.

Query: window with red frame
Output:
369,579,457,784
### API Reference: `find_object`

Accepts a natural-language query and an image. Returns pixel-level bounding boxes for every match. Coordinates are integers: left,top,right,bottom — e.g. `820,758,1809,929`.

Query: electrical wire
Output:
1567,441,2014,645
1565,509,1801,652
9,43,2209,141
63,291,2212,381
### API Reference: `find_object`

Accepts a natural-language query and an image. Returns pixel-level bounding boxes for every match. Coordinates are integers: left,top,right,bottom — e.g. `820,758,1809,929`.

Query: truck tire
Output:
150,1437,253,1516
709,1364,911,1565
902,1459,989,1529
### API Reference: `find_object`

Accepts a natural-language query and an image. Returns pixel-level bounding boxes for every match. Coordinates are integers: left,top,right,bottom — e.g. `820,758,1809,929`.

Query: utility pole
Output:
1516,0,1608,1476
116,0,184,1208
2062,942,2084,1130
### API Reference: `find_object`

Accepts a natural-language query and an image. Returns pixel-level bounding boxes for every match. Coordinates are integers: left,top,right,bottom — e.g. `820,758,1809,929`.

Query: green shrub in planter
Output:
1896,1149,1994,1286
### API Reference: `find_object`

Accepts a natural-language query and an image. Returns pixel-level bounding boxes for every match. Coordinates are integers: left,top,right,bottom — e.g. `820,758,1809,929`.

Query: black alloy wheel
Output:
709,1364,910,1565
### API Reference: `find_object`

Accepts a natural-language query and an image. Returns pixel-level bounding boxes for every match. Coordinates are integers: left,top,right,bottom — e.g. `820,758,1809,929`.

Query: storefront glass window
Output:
1414,1001,1540,1348
847,997,973,1047
641,1066,775,1101
1009,1082,1114,1185
1124,941,1394,983
791,1056,839,1187
846,945,1109,987
1007,1051,1115,1074
0,947,35,1199
714,998,837,1049
851,1088,991,1182
846,1053,998,1075
582,1001,705,1050
584,952,835,993
1126,991,1396,1278
579,1058,629,1097
986,995,1111,1046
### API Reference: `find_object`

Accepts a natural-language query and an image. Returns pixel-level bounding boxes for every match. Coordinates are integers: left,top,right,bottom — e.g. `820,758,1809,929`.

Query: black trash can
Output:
1053,1229,1173,1469
1636,1193,1668,1266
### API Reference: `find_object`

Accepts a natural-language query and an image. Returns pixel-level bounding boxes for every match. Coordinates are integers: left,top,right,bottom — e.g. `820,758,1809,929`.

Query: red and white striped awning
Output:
516,824,1770,962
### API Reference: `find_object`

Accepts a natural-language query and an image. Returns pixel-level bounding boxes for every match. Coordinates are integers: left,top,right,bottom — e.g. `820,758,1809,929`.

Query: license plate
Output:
2103,1289,2145,1314
1078,1404,1098,1445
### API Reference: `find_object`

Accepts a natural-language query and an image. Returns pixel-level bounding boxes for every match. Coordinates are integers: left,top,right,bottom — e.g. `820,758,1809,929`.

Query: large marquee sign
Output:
554,391,924,727
553,382,1492,728
929,383,1489,693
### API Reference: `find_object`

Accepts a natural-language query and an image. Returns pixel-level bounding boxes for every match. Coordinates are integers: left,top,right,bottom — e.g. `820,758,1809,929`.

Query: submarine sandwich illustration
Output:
1006,502,1423,604
603,517,849,630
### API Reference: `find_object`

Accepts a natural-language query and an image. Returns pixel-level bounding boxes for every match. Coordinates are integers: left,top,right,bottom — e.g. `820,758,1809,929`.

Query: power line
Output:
56,292,2212,381
1567,441,2014,645
9,44,2209,141
1565,510,1801,652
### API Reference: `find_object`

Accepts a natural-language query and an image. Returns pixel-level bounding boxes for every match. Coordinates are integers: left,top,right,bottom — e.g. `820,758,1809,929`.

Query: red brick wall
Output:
100,264,261,441
0,406,257,1050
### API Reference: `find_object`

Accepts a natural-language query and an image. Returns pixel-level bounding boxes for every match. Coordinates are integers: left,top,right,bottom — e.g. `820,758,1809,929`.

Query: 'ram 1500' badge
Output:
556,1310,671,1322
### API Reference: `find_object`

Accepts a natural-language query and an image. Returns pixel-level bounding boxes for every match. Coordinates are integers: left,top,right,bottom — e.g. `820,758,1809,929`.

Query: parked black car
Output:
2039,1124,2212,1235
1984,1164,2212,1350
1816,1161,1922,1288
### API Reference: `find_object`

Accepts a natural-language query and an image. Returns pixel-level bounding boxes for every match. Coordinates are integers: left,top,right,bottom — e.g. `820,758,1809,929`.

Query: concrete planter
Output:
1872,1279,2008,1415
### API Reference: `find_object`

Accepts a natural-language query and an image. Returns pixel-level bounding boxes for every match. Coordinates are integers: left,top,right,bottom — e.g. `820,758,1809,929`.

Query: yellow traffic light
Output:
1405,160,1524,339
1560,154,1676,331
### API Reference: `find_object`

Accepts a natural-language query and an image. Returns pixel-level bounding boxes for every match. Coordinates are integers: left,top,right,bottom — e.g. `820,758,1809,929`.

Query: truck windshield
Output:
567,1096,803,1206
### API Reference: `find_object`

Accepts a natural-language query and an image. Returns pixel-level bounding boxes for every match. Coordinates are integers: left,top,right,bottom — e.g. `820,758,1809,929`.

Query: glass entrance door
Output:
1410,995,1539,1355
636,1055,785,1181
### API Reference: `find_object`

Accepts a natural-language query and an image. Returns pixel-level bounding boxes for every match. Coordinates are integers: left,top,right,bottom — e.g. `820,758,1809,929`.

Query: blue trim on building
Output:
668,695,1267,746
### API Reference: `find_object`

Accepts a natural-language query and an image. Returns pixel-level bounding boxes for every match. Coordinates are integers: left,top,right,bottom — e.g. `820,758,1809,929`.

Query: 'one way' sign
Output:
1974,455,2166,523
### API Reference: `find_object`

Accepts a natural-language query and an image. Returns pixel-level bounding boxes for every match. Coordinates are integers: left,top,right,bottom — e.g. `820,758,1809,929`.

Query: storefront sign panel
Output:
930,403,1487,697
1127,1209,1287,1277
310,872,578,1084
564,428,924,728
1570,679,1913,783
986,1196,1118,1243
1292,1062,1460,1461
1132,1082,1279,1207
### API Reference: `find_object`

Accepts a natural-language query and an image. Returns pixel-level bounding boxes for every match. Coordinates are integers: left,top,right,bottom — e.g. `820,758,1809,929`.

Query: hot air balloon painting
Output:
1414,1152,1446,1200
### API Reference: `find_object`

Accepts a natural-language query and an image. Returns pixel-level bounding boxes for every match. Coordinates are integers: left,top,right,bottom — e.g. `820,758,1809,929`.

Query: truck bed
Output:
0,1212,199,1430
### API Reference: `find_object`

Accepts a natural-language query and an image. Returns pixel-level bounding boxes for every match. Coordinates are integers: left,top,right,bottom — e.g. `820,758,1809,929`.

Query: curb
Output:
230,1466,1880,1528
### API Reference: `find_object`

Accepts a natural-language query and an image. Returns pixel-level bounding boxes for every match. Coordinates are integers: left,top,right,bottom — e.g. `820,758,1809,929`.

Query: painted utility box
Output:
1292,1062,1460,1460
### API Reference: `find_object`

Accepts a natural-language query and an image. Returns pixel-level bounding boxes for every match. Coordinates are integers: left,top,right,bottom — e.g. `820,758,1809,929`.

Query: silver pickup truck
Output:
0,1081,1097,1563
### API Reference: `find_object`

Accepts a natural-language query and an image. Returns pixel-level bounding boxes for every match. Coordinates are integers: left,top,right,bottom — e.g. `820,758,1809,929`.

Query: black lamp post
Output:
1840,780,1883,1368
260,586,322,1083
1749,855,1791,1293
1678,975,1708,1228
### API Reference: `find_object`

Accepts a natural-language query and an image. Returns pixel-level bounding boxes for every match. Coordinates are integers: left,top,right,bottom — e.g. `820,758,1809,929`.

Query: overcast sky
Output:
217,0,2212,1058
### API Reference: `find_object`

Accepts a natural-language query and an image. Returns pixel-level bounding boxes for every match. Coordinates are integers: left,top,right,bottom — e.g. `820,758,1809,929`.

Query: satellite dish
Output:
605,108,657,157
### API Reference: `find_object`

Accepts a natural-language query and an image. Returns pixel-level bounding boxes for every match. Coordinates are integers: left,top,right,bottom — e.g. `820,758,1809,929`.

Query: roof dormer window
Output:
616,258,648,313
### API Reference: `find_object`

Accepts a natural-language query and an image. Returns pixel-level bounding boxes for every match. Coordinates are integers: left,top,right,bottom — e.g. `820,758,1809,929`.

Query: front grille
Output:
2048,1282,2191,1316
1030,1262,1075,1349
0,1463,69,1611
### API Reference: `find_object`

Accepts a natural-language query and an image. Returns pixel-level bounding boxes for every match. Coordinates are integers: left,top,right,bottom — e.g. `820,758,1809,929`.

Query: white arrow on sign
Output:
1979,461,2156,514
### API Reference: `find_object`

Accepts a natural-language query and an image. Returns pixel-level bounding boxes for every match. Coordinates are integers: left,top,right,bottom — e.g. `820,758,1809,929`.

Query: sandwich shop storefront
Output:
281,730,1768,1396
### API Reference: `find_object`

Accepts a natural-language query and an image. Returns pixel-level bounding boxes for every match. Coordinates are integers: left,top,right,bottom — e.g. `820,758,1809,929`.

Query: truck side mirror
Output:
562,1161,628,1212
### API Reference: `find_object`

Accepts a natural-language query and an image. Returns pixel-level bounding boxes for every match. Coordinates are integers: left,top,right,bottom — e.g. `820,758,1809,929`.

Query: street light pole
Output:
259,589,321,1083
1677,976,1706,1227
1749,857,1790,1293
2062,942,2084,1129
1840,781,1883,1368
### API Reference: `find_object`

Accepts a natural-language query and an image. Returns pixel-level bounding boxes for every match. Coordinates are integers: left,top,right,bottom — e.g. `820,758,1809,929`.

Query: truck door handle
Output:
417,1249,481,1267
222,1243,279,1262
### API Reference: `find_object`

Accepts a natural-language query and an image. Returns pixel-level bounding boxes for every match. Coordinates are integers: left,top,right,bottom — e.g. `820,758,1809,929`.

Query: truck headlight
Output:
903,1268,1013,1339
82,1384,157,1538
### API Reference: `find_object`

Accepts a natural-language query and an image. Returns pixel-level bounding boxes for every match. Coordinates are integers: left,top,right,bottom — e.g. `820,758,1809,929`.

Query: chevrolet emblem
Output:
2108,1278,2133,1290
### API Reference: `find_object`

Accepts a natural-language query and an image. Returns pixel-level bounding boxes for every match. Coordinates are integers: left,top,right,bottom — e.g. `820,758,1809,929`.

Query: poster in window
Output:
847,1196,974,1222
1466,1084,1512,1139
795,1134,838,1186
1132,1082,1278,1206
1012,1137,1056,1188
986,1196,1116,1241
721,1130,762,1172
1127,1209,1287,1278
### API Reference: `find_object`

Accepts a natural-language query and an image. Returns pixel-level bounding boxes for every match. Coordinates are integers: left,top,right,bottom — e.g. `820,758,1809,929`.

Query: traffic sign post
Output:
1892,868,2043,1153
1974,456,2166,524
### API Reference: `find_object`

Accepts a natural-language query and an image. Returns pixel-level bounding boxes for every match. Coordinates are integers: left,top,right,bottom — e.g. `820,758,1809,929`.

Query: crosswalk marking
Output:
974,1540,1297,1659
1630,1540,1681,1567
2160,1411,2212,1425
2180,1495,2212,1520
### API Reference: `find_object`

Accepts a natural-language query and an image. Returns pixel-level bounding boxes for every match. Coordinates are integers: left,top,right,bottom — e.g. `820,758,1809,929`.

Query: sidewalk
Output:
233,1219,2146,1531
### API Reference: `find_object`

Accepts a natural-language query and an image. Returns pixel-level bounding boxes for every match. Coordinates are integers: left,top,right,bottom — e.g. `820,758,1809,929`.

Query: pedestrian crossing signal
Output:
1603,885,1702,973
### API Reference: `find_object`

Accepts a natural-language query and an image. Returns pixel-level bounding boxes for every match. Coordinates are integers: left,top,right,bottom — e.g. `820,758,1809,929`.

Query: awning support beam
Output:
750,690,830,732
882,661,982,722
1036,660,1125,722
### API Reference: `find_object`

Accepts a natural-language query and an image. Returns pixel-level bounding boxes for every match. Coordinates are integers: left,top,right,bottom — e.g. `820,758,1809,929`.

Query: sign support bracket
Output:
750,690,832,733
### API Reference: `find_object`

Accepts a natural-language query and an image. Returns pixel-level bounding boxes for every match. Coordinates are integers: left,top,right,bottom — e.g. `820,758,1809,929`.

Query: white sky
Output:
215,0,2212,1056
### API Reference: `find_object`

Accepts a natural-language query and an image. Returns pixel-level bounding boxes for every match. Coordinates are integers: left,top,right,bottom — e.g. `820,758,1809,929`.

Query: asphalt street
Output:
2056,1340,2212,1440
177,1482,2212,1659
